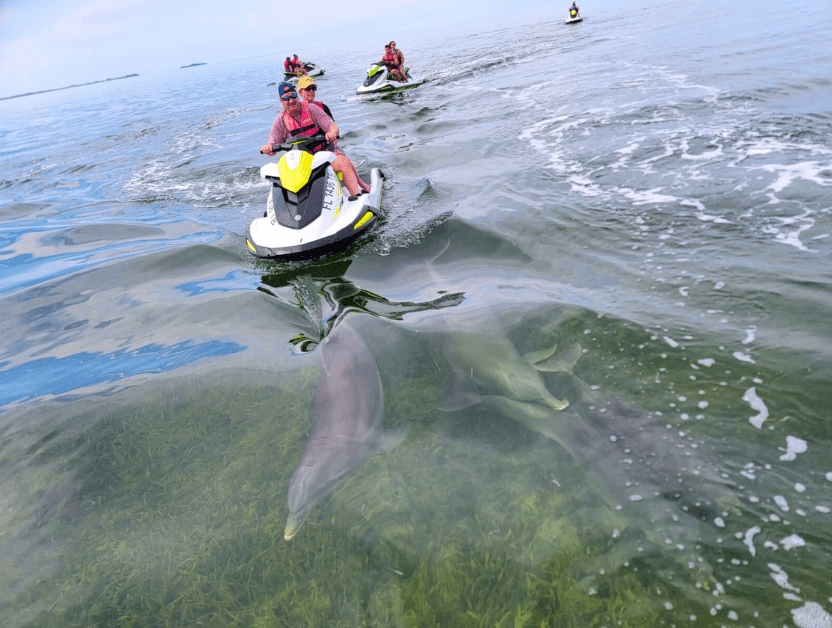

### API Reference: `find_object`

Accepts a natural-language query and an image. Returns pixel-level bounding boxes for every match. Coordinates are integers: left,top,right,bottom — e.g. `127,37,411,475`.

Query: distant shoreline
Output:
0,74,140,102
181,63,207,69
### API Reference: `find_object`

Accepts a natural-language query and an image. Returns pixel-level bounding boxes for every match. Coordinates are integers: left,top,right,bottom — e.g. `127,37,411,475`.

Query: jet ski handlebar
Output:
260,134,330,154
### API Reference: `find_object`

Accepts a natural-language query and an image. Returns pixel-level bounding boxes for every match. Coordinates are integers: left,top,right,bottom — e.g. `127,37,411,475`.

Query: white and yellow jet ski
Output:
284,62,325,81
356,61,424,95
565,7,583,23
246,135,384,258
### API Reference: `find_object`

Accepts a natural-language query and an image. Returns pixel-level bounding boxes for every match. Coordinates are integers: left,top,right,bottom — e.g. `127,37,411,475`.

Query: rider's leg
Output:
332,155,371,196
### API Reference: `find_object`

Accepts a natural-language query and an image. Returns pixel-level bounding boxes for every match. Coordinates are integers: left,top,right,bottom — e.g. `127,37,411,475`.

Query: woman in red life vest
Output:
388,41,408,83
260,83,370,197
297,76,333,120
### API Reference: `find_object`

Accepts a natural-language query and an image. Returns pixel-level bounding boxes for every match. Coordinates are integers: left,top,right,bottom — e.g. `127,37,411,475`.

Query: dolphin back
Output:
285,320,405,541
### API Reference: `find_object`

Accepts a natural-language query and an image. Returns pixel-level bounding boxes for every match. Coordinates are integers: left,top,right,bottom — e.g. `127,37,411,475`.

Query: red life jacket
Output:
383,52,397,67
281,102,325,152
284,59,292,72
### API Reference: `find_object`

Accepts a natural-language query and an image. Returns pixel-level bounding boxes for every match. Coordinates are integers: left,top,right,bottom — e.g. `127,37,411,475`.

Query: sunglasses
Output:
281,92,298,101
304,85,317,91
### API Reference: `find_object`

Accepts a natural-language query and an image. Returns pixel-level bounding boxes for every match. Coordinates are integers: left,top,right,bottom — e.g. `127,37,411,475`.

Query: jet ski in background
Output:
356,61,424,95
565,4,583,23
284,63,325,81
246,135,384,259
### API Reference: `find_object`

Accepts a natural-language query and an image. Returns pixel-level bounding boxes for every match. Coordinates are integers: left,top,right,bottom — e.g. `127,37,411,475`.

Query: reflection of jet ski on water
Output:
565,5,583,23
285,63,325,81
246,135,385,259
356,61,424,95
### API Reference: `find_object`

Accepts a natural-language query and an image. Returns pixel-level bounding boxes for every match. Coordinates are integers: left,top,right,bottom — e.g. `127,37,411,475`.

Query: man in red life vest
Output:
260,83,370,197
297,75,333,119
379,44,405,83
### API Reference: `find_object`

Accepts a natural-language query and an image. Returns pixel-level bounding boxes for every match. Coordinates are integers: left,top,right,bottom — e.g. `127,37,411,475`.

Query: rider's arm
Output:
262,116,287,155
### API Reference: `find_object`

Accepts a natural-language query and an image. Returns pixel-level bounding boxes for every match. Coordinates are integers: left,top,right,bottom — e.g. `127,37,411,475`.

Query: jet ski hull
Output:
356,64,423,95
565,12,583,23
246,167,384,259
284,63,325,81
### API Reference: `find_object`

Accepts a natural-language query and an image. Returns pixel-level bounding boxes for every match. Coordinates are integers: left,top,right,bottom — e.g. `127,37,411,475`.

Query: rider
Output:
380,44,406,83
292,54,307,76
569,2,579,14
284,57,294,74
260,83,369,197
297,75,333,120
388,41,408,83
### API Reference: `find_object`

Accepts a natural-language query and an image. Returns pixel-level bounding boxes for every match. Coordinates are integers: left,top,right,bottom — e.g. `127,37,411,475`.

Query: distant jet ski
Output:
284,63,325,81
246,134,384,259
356,62,424,95
565,7,583,23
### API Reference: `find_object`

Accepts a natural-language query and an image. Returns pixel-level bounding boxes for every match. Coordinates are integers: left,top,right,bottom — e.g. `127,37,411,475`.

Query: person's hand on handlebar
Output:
261,143,276,156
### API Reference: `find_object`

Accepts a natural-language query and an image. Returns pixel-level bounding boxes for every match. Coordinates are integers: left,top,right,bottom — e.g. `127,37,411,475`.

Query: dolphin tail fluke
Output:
377,422,410,453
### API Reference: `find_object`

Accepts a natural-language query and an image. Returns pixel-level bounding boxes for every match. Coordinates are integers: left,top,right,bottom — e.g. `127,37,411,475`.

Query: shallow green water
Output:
2,0,832,625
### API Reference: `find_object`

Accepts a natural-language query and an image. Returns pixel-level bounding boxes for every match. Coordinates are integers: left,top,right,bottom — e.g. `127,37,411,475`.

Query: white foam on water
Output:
774,495,790,512
733,351,756,364
779,435,808,461
827,472,832,482
742,387,768,429
768,563,801,593
697,358,715,367
620,188,679,206
767,208,818,252
743,526,760,556
664,335,679,348
762,161,832,195
792,602,832,628
780,534,806,550
742,326,757,345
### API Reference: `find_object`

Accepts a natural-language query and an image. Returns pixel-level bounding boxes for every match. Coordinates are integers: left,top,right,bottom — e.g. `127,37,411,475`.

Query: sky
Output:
0,0,572,97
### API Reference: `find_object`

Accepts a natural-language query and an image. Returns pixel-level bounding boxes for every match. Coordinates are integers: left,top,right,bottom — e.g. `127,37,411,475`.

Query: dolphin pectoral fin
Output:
377,422,410,453
522,340,559,366
533,341,583,374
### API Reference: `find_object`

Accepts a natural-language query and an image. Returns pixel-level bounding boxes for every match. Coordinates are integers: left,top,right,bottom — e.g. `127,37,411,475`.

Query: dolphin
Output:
285,321,409,540
443,326,575,412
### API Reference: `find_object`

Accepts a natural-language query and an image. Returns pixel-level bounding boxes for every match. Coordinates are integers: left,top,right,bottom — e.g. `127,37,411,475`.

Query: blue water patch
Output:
176,270,257,296
0,340,245,406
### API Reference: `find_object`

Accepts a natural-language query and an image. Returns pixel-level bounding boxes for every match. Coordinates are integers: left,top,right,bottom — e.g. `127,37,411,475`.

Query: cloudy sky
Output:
0,0,577,97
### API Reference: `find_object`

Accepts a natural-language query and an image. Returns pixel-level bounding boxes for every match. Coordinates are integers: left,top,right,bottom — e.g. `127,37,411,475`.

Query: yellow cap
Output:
297,76,316,90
